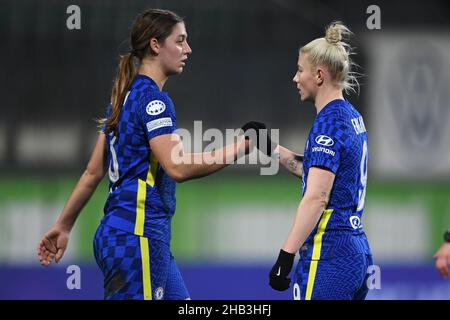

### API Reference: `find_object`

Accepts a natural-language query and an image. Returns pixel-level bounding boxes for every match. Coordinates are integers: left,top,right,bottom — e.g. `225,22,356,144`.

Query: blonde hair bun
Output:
325,23,342,44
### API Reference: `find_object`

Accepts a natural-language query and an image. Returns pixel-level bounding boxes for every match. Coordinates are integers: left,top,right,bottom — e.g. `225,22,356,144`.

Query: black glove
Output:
241,121,277,156
269,249,295,291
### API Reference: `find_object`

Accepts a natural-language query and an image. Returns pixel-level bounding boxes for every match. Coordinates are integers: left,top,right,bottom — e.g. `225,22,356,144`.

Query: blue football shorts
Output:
292,251,374,300
93,223,189,300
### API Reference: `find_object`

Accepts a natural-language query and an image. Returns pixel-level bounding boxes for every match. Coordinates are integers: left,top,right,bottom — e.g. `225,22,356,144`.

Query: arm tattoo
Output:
287,154,303,172
287,158,298,171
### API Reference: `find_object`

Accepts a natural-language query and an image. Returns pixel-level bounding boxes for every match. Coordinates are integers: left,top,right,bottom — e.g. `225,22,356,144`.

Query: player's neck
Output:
138,59,167,91
314,87,344,114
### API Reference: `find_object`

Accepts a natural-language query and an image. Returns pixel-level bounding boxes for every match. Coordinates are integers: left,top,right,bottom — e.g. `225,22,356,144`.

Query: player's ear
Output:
316,67,324,86
149,38,160,55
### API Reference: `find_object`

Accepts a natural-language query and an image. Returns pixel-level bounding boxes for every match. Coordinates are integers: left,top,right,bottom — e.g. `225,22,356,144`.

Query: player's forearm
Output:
275,145,303,178
176,141,242,182
282,194,328,254
56,170,104,230
171,137,246,182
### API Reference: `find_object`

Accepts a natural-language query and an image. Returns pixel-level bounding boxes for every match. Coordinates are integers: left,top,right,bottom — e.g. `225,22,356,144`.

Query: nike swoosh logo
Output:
276,267,281,276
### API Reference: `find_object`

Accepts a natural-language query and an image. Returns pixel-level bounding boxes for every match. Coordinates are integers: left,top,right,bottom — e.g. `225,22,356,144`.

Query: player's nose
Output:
184,41,192,55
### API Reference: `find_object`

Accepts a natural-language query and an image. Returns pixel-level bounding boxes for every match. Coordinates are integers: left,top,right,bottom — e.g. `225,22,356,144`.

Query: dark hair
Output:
101,9,183,134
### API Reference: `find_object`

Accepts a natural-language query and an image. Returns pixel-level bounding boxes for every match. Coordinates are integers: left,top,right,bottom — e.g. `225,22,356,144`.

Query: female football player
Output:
268,22,373,300
37,8,261,300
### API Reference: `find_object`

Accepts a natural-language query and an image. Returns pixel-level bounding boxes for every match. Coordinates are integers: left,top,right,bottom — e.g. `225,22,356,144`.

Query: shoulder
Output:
128,76,174,109
140,90,174,113
318,102,364,134
131,85,175,121
311,108,356,149
313,109,349,136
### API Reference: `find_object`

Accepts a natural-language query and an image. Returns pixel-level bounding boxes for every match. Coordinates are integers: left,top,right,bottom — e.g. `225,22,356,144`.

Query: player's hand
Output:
236,135,252,155
269,249,295,291
241,121,277,156
434,242,450,279
240,121,264,154
37,224,70,267
241,121,266,134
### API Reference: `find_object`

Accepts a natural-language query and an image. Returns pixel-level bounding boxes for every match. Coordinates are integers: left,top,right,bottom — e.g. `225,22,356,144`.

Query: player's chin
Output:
299,92,307,102
167,67,184,76
175,66,185,74
299,91,312,102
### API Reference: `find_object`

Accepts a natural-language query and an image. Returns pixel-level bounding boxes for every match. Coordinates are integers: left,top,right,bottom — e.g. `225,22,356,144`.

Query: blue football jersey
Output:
101,75,177,244
301,99,371,259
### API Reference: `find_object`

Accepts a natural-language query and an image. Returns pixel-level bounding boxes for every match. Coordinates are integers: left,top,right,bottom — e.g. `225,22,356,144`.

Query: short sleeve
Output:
101,104,112,133
308,120,349,174
137,92,177,141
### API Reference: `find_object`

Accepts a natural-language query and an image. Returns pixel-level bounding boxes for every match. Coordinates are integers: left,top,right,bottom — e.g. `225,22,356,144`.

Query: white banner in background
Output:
366,32,450,179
